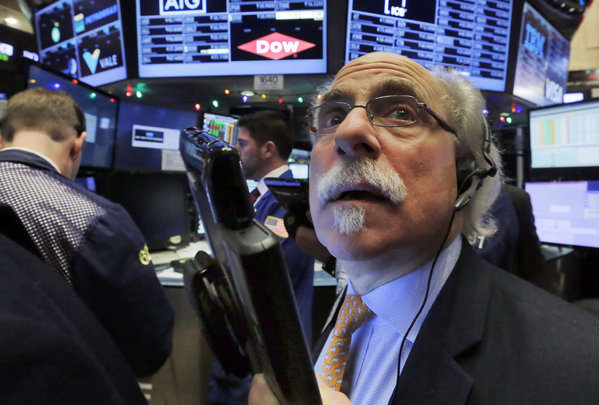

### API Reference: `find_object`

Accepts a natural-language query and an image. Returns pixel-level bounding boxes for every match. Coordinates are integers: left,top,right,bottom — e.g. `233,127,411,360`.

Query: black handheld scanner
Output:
179,128,322,405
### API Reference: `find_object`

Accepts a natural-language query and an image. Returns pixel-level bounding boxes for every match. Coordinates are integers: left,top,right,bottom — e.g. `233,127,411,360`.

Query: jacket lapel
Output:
393,241,493,405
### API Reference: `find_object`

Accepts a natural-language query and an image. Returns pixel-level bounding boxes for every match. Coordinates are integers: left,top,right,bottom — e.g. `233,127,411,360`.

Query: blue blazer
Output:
254,169,315,342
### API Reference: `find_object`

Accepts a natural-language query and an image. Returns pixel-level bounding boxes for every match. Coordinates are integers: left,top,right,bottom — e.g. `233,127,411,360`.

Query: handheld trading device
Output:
264,177,310,214
179,128,321,405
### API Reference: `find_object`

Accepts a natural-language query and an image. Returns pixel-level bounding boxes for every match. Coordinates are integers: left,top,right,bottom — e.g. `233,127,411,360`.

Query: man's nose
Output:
333,107,381,160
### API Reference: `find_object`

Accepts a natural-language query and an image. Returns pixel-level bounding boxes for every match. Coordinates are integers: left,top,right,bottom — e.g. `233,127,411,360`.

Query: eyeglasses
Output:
306,95,457,137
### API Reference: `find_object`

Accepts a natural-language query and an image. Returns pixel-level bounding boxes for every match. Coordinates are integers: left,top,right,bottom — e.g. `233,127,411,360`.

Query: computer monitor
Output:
203,112,239,146
114,100,198,171
33,0,128,86
135,0,327,77
105,171,192,251
528,98,599,180
74,175,97,192
525,180,599,249
289,163,309,179
512,1,570,106
344,0,514,92
27,63,118,169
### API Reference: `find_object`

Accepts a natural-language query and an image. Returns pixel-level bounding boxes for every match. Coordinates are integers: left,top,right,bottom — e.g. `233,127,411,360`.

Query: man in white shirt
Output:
249,52,599,404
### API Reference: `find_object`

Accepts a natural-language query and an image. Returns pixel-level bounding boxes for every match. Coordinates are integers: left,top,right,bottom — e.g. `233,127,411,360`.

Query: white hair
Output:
430,67,503,243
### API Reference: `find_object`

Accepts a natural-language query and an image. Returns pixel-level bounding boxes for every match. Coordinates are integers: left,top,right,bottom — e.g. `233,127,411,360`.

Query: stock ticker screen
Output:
136,0,327,77
34,0,127,86
345,0,513,92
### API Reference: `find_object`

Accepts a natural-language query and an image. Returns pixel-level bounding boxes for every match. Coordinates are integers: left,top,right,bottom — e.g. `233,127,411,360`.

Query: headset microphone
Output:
453,120,497,211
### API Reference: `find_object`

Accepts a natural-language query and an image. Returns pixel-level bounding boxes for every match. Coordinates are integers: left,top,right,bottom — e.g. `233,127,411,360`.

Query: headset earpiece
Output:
454,159,484,211
453,120,498,211
456,159,477,191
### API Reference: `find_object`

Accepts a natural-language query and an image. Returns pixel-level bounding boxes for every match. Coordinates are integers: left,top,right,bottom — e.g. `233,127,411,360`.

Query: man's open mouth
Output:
329,186,389,203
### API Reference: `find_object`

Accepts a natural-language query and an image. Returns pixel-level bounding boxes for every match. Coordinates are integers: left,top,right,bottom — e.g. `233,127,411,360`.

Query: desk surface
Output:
152,240,336,288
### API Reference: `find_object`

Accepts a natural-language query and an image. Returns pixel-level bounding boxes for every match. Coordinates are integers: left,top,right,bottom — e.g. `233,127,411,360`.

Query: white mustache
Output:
317,158,407,205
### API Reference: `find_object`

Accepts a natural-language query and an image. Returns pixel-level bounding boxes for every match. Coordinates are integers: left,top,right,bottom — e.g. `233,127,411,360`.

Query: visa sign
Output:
237,33,315,60
545,78,563,104
159,0,206,15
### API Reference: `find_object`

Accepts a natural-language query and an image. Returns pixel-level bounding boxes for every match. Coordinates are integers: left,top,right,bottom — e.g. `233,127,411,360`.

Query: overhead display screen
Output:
136,0,327,77
345,0,513,92
512,2,570,106
34,0,127,86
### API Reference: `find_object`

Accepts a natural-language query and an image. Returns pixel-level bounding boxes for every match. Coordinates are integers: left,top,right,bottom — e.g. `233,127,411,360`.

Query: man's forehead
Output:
325,56,442,104
237,127,252,140
323,79,427,103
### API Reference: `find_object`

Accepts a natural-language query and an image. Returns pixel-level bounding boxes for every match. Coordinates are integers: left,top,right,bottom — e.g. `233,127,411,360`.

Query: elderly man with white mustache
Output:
249,52,599,405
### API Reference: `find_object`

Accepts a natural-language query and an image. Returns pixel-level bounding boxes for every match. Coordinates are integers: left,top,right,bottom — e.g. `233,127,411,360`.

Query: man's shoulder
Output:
492,266,599,336
456,244,599,341
447,247,599,399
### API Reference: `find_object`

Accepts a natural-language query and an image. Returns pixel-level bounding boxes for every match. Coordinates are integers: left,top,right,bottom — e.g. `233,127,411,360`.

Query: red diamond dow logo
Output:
237,32,315,60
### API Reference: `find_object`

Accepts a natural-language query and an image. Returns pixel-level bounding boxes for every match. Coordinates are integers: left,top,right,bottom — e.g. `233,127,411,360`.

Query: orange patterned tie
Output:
321,294,374,391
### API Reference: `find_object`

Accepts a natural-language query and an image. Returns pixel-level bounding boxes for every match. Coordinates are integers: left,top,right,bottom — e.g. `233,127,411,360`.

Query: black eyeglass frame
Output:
307,95,458,137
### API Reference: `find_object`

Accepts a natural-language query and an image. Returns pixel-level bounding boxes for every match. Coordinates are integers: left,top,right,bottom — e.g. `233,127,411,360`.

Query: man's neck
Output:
256,160,287,181
340,232,461,295
3,131,67,176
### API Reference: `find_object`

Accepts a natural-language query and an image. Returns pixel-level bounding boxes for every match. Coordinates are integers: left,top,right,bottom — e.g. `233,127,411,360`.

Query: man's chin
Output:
331,204,366,234
325,234,385,262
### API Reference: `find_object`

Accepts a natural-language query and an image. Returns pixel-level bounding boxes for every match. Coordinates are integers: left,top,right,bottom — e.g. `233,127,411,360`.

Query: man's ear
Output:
70,131,87,160
262,140,277,159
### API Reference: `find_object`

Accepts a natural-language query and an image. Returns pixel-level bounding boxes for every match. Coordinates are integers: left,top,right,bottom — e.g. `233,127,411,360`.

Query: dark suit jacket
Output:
0,234,147,404
315,240,599,404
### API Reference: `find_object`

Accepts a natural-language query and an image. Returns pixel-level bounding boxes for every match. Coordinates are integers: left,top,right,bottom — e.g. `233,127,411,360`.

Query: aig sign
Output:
159,0,206,15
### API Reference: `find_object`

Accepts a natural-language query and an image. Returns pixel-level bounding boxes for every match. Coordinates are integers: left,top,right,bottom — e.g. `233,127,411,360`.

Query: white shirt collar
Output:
255,164,289,201
0,147,61,173
347,236,462,343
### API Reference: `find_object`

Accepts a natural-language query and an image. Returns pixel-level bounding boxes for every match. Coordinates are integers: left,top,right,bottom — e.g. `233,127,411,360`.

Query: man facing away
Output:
208,110,315,404
249,52,599,404
0,87,174,378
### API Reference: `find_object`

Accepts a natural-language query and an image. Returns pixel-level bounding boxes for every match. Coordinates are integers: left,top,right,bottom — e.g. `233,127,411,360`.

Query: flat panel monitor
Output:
74,175,97,192
345,0,514,92
512,1,570,106
136,0,326,77
289,162,309,179
114,100,198,171
106,171,192,251
528,98,599,179
27,63,118,169
203,112,238,145
525,180,599,249
34,0,127,86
